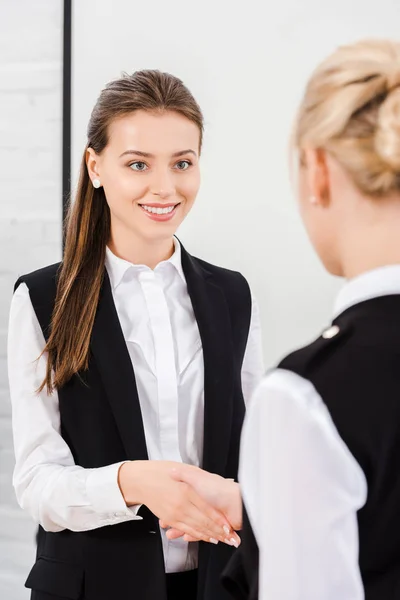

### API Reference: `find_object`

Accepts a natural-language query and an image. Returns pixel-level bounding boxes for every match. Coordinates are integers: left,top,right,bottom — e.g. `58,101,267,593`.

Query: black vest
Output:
223,295,400,600
17,244,252,600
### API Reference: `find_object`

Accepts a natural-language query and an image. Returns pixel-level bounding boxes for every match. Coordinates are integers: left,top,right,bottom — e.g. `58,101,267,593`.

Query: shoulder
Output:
194,257,253,326
193,255,250,292
278,321,354,380
277,323,382,418
14,263,62,326
279,315,395,392
13,262,62,337
277,317,400,452
15,262,61,294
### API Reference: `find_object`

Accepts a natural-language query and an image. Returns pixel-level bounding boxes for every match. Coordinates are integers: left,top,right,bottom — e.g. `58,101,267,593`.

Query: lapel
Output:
90,270,148,461
180,244,235,476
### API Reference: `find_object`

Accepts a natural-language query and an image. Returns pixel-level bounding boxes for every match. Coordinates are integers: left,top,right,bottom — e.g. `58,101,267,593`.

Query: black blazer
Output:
16,244,252,600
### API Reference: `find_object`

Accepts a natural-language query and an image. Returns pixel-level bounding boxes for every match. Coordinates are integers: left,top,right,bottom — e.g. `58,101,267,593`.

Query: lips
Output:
138,202,181,222
140,203,179,215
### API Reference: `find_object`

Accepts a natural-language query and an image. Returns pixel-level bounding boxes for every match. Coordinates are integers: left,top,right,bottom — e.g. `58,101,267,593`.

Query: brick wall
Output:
0,2,63,598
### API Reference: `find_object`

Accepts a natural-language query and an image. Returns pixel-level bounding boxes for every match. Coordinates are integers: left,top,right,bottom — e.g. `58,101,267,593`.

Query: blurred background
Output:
1,0,400,597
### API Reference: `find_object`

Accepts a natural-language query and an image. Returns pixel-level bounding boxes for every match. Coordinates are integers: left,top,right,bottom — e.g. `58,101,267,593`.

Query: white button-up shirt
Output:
8,238,264,573
240,265,400,600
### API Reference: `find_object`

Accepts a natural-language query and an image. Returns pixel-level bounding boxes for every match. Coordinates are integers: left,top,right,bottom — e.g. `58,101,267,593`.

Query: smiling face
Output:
86,109,201,248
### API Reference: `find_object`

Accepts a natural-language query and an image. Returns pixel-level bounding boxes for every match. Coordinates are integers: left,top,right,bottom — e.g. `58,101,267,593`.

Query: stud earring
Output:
92,178,101,189
310,195,318,205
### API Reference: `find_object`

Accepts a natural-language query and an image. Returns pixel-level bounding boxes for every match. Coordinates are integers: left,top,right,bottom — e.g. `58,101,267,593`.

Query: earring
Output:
92,178,101,189
310,195,318,205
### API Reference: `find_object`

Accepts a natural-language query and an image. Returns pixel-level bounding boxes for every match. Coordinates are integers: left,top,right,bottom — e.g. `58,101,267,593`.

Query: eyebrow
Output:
119,149,197,159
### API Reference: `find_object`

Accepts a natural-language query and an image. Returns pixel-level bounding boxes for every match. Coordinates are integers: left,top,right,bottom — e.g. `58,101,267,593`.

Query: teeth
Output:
142,205,176,215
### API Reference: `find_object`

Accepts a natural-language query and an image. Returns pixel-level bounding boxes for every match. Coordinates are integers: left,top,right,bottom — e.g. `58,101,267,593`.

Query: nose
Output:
150,169,175,199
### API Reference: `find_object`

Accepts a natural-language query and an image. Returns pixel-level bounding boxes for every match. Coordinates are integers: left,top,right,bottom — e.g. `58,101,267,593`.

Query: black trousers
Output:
166,569,198,600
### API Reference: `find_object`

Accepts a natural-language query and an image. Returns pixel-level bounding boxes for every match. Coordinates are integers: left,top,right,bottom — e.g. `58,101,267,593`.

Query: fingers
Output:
169,522,240,547
182,534,199,543
169,521,219,544
159,481,241,547
182,532,241,546
187,487,232,538
184,492,240,547
163,524,241,547
165,528,185,540
165,482,227,542
159,521,193,541
168,527,240,547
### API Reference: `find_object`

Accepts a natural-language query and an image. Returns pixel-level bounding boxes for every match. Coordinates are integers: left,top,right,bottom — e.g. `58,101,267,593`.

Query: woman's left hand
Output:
159,465,242,544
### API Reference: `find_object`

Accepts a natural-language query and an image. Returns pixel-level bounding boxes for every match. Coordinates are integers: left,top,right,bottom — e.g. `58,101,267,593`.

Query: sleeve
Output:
7,282,143,533
241,294,265,406
239,368,367,600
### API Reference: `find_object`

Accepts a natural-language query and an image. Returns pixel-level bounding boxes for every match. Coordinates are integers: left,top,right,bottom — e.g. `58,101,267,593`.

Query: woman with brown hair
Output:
166,39,400,599
7,70,263,600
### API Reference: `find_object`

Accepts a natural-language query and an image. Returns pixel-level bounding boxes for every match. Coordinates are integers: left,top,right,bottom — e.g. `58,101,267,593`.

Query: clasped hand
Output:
159,464,243,547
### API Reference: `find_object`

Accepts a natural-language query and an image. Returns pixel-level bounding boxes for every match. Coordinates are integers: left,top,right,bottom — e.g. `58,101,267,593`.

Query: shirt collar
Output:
333,264,400,318
168,237,185,282
105,237,185,291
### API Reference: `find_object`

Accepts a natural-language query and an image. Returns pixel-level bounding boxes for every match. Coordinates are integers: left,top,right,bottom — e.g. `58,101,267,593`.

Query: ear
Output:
86,147,101,182
303,148,330,207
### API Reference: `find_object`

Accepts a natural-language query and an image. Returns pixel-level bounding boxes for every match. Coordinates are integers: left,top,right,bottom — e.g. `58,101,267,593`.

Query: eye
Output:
175,160,192,171
129,161,148,171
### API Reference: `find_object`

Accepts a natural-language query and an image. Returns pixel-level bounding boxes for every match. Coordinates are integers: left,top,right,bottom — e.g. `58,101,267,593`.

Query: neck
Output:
339,201,400,279
108,226,175,269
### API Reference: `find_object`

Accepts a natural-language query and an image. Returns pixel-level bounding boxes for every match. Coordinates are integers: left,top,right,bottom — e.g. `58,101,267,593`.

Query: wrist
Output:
118,460,147,506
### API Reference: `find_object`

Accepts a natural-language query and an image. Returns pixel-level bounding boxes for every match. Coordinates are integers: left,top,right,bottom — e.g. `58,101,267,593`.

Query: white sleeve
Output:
239,368,367,600
7,282,142,533
241,294,264,406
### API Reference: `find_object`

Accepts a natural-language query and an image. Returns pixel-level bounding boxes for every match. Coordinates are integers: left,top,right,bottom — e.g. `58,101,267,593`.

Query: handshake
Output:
118,461,242,548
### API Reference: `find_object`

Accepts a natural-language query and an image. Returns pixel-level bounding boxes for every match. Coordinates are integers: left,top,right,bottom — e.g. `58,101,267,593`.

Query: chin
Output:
320,255,343,277
138,223,178,242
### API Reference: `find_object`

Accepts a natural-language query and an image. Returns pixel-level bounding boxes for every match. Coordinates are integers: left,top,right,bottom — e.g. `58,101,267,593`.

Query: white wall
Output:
0,1,63,598
72,1,400,367
0,1,398,597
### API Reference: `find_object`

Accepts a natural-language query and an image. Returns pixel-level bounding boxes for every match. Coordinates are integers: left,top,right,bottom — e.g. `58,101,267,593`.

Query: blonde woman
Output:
166,39,400,599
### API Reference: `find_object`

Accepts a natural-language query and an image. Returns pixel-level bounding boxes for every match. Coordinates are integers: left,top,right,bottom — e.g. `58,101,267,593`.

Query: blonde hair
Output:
295,39,400,196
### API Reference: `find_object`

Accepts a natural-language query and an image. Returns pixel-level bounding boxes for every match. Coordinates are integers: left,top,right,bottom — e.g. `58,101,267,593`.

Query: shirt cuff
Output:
86,461,143,521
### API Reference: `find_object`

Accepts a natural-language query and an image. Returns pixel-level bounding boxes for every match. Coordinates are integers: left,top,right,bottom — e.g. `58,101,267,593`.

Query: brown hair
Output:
294,39,400,196
40,70,204,393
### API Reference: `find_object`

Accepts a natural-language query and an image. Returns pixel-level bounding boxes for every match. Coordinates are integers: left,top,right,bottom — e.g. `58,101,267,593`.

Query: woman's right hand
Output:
118,460,239,547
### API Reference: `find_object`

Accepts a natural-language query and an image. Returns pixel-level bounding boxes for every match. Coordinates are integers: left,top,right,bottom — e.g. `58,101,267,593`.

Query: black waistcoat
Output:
16,244,252,600
223,295,400,600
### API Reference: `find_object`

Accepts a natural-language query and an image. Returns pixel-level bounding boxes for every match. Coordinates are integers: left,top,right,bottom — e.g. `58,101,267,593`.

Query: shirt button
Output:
322,325,340,339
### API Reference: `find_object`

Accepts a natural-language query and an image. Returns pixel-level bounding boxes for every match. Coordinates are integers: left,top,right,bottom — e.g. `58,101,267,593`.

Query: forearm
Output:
15,461,142,532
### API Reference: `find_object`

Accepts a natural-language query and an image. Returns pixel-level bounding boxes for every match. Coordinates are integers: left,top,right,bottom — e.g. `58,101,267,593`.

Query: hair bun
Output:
386,65,400,91
375,87,400,171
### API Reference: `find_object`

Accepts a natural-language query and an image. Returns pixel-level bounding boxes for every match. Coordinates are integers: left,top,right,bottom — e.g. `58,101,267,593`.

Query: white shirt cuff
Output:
86,461,143,521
